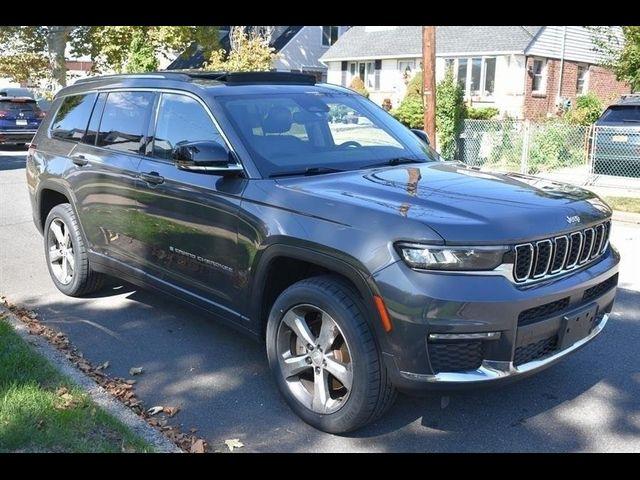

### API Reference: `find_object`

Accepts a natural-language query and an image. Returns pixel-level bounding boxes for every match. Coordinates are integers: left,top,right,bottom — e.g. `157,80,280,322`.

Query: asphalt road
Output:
1,146,639,452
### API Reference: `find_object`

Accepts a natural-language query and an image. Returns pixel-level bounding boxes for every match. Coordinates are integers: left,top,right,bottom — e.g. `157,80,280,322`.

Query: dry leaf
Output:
56,386,68,396
147,406,164,416
190,427,198,433
224,438,244,452
100,361,110,370
125,379,136,385
129,367,144,376
163,406,179,417
190,439,206,453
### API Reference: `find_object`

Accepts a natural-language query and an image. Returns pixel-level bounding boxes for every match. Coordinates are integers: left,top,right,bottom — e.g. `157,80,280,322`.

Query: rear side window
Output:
83,93,108,145
598,105,640,123
0,99,37,111
50,94,97,142
97,91,154,155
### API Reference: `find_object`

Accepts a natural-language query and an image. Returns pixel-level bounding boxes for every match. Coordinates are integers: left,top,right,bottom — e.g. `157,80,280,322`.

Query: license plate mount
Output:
16,119,27,126
559,303,598,349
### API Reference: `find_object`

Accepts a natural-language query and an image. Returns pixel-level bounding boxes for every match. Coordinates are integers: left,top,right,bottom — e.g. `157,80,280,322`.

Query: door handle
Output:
140,171,165,185
71,154,88,167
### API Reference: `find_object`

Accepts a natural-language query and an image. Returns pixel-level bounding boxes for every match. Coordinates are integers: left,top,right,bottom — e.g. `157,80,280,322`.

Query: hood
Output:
274,162,612,244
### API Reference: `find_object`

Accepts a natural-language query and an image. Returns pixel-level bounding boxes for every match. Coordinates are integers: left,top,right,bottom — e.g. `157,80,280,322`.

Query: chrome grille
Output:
513,221,611,283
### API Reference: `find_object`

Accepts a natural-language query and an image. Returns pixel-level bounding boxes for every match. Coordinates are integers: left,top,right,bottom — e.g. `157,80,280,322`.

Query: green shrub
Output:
405,71,423,98
528,120,588,174
348,76,370,98
435,68,465,160
563,93,603,125
466,107,499,120
390,96,424,128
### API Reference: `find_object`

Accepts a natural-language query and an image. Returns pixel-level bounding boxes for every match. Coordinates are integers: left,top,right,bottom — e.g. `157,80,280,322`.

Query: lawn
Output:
604,196,640,215
0,318,152,453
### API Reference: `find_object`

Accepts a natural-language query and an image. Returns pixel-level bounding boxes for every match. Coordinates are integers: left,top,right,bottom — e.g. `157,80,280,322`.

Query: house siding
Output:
525,26,621,64
523,57,630,119
273,26,349,74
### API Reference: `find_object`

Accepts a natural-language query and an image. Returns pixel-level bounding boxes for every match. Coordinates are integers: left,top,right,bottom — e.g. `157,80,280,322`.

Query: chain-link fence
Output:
457,119,640,183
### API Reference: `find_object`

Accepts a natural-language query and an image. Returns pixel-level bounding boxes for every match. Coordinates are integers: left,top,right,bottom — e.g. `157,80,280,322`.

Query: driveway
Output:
1,146,639,452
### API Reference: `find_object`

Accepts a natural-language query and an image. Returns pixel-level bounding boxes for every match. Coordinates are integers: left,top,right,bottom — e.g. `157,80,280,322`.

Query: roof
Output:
167,26,304,70
320,26,542,61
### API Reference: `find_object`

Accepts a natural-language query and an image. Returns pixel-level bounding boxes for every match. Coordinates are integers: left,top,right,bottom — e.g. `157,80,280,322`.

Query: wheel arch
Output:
250,243,387,344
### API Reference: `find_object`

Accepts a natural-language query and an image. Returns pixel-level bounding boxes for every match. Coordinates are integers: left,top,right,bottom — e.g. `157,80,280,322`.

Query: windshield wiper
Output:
270,167,345,178
362,157,425,169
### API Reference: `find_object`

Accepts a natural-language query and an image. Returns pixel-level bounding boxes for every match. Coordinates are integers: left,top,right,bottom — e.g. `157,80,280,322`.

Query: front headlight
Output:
396,243,509,271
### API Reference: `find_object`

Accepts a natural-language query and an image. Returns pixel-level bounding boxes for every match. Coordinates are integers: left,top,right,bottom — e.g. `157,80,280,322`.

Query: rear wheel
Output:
266,275,396,433
44,204,104,296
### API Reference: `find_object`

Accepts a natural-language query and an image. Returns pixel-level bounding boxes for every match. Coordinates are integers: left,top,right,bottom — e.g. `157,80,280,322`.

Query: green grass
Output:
0,319,153,453
603,196,640,214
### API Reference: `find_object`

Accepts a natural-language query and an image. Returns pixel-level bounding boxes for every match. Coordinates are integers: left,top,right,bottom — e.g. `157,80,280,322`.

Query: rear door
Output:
134,91,245,315
68,90,157,266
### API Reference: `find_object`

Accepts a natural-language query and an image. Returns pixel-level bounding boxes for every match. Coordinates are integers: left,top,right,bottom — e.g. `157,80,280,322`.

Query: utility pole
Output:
422,26,436,146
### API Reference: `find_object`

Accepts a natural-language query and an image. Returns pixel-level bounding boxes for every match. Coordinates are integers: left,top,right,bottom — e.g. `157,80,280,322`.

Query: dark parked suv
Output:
26,72,619,433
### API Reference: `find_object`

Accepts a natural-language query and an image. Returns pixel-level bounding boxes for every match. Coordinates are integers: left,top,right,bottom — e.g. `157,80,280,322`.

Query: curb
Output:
612,210,640,225
0,305,182,453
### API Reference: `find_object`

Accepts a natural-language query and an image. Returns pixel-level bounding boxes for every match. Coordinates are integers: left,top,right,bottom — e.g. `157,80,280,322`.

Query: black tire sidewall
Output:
266,279,379,434
43,204,87,296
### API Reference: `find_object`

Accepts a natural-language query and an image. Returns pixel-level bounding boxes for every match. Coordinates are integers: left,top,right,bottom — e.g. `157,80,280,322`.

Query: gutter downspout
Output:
557,26,567,109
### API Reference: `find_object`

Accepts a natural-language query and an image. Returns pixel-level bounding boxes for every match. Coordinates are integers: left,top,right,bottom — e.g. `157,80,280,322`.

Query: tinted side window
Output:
153,93,225,161
97,91,154,154
50,94,97,142
83,93,107,145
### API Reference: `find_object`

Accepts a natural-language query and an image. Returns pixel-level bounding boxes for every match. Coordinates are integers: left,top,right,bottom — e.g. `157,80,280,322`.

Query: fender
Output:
35,178,86,242
249,242,391,350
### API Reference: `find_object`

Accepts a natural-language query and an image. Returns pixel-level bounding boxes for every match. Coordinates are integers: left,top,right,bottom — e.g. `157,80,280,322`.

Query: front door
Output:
135,92,245,316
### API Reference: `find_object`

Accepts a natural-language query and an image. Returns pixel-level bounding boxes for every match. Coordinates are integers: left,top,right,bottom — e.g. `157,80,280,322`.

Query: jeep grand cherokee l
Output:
26,72,619,433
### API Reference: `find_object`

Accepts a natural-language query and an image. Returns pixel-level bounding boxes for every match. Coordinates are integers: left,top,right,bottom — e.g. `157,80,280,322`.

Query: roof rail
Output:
73,72,192,85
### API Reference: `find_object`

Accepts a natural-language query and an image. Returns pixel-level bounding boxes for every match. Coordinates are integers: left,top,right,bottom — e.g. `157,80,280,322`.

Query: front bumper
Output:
374,246,620,391
0,130,37,143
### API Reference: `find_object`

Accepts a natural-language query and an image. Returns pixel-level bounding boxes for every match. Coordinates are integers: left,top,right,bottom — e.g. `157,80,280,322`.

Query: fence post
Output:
520,120,530,174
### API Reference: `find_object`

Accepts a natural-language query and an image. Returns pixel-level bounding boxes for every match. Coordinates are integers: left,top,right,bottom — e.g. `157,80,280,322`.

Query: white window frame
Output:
445,56,497,99
531,58,547,94
349,61,375,89
398,59,416,80
576,64,589,95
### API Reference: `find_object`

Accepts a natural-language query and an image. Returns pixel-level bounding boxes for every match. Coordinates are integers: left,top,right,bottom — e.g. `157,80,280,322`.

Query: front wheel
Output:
266,275,396,433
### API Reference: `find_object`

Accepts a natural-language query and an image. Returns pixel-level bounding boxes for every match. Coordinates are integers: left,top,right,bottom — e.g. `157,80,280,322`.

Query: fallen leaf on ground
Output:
56,386,68,396
190,439,206,453
147,406,164,416
129,367,143,376
163,406,179,417
224,439,244,452
125,379,136,385
99,361,110,370
189,428,198,433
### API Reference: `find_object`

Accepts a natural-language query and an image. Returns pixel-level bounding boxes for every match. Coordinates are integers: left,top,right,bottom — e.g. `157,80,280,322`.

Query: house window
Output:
483,57,496,96
350,61,375,89
448,56,496,97
457,58,468,90
322,26,339,46
531,59,547,93
398,60,415,81
576,65,588,95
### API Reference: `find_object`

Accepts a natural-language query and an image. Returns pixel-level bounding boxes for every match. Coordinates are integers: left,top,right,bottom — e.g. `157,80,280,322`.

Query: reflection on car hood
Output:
274,162,612,244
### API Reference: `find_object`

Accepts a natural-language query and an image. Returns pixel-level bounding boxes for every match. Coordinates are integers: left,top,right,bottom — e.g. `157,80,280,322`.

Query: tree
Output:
0,26,81,91
206,26,277,72
126,30,159,73
391,72,424,129
84,26,220,74
590,26,640,91
0,52,49,84
435,67,465,160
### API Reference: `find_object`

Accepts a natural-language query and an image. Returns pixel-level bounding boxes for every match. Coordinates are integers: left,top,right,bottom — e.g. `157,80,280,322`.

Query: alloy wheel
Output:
47,218,75,285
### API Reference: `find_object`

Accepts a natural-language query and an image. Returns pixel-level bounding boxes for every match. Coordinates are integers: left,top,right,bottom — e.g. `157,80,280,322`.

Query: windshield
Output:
216,90,439,177
598,105,640,123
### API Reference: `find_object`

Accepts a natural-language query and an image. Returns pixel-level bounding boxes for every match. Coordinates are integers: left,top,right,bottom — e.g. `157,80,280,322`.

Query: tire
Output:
43,203,104,297
266,275,396,433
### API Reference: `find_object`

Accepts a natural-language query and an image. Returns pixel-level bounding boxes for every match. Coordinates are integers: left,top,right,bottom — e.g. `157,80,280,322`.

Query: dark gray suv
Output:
26,72,619,433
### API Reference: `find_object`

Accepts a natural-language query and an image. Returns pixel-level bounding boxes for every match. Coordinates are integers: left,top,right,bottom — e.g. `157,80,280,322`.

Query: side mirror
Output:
172,141,243,176
411,129,430,145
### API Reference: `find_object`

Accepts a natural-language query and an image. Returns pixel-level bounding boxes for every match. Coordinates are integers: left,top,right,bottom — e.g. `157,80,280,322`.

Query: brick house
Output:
321,26,630,120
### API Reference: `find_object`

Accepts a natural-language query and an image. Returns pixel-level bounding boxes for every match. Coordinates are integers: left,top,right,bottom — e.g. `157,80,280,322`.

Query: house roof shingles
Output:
320,26,542,61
